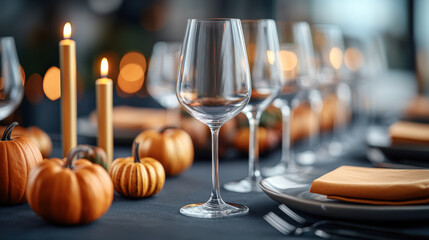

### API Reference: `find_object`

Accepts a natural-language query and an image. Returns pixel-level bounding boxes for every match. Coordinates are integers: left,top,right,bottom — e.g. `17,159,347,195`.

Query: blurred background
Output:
0,0,427,134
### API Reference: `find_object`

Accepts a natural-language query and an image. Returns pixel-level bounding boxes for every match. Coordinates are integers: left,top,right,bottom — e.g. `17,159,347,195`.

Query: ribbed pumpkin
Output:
0,125,52,158
133,127,194,176
26,145,113,225
0,122,43,205
109,142,165,198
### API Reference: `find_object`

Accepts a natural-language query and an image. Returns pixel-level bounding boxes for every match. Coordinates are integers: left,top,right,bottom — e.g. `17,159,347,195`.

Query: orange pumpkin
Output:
109,142,165,198
233,127,280,153
0,122,43,205
25,126,52,157
133,126,194,176
0,125,53,157
26,145,113,225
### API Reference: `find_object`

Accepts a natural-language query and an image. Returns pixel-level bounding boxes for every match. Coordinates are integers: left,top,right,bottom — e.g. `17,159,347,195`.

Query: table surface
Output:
1,137,429,240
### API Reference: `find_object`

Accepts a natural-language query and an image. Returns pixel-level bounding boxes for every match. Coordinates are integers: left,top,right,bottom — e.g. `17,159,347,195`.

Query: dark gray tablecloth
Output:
1,140,428,240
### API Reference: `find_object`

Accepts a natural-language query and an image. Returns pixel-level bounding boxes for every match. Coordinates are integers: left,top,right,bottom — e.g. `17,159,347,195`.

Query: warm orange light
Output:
266,50,275,65
119,52,146,70
329,47,343,70
117,74,144,94
117,52,146,95
43,66,61,101
63,22,72,39
120,63,144,82
20,65,26,86
101,58,109,77
26,73,44,104
279,50,298,72
344,47,364,71
246,43,255,67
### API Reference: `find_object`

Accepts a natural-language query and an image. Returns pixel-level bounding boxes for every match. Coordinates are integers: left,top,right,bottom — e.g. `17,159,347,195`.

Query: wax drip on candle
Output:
101,58,109,78
63,22,72,39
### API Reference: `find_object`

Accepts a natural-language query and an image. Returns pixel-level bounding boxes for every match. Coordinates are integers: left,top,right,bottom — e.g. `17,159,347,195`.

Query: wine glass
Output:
344,35,388,143
0,37,23,121
262,22,317,176
223,19,281,193
312,25,351,157
147,41,182,125
177,19,251,218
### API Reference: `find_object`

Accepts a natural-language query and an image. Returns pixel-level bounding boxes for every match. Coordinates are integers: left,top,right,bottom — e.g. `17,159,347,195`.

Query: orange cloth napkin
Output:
389,121,429,145
404,95,429,118
309,166,429,205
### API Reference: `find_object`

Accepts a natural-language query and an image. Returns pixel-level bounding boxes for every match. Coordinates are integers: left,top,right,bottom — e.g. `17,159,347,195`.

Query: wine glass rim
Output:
187,18,240,22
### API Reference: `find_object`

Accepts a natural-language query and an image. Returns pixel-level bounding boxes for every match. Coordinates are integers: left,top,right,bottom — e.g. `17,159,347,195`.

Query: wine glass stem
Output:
208,126,225,205
333,97,342,141
246,111,261,179
280,103,293,166
309,90,322,148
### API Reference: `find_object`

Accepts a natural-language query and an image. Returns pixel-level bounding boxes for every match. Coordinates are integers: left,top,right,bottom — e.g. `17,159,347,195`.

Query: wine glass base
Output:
180,202,249,218
261,162,312,177
223,177,263,193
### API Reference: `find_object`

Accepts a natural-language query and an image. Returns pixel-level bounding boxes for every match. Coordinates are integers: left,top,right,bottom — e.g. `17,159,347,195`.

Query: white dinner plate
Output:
260,171,429,221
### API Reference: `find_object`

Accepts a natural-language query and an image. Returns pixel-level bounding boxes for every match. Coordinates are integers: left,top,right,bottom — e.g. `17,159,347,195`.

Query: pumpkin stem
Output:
64,145,94,169
159,126,177,133
1,122,18,141
133,142,141,163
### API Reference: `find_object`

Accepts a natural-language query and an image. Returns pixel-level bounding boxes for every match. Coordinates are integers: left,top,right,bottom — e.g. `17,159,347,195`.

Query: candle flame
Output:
101,58,109,77
63,22,72,39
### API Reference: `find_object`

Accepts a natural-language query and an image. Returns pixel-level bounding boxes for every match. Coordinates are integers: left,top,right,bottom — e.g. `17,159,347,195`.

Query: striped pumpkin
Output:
109,142,165,198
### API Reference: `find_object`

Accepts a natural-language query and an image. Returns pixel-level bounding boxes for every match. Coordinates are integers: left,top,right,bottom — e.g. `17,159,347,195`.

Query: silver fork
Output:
277,204,427,240
263,211,333,239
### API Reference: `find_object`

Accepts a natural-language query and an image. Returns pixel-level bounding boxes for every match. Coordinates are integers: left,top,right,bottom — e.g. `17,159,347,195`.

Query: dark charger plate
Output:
260,171,429,221
366,127,429,166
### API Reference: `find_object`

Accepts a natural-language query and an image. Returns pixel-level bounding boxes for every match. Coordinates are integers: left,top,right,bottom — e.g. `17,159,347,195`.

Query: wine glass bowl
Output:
147,41,182,110
179,94,250,127
0,37,23,121
147,42,182,125
177,18,251,218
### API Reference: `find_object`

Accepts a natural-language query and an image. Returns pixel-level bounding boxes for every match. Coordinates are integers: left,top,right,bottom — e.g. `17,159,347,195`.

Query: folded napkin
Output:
389,121,429,145
309,166,429,205
404,95,429,118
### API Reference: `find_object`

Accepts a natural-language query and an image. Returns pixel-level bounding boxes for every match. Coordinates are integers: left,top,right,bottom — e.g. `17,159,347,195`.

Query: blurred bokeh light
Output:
25,73,44,104
43,66,61,101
